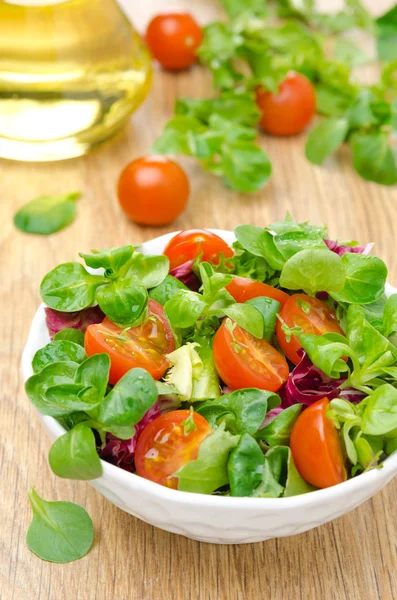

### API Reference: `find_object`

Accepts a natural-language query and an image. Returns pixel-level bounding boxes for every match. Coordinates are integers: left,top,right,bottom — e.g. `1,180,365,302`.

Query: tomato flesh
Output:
117,156,189,226
276,294,345,365
290,398,347,488
164,229,234,270
146,13,203,71
135,410,212,488
226,276,289,306
213,320,289,392
256,71,316,136
84,299,175,384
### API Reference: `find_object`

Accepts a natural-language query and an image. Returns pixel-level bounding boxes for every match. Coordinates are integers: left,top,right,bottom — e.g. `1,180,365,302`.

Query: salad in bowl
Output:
22,216,397,539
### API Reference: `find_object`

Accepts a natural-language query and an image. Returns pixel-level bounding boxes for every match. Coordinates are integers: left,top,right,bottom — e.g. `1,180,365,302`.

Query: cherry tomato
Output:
290,398,347,488
226,276,289,306
256,72,316,136
213,320,289,392
146,13,203,71
276,294,345,365
135,410,212,488
117,156,189,226
164,229,234,270
85,299,175,385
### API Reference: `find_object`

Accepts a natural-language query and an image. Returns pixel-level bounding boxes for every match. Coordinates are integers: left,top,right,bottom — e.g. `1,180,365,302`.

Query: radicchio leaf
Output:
45,306,104,339
280,350,345,408
100,402,161,472
170,260,201,291
324,239,374,257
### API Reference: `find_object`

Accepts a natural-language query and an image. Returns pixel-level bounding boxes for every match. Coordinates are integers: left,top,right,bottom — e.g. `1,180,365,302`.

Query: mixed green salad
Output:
25,216,397,498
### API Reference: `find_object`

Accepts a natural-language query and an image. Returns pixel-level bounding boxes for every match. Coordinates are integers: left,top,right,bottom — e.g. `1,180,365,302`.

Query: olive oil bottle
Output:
0,0,152,161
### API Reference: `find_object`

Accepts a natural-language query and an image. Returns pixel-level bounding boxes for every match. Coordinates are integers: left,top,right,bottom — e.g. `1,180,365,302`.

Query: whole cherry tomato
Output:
146,13,203,70
118,156,189,226
290,398,347,488
164,229,234,270
256,72,316,136
226,276,289,306
135,410,212,488
276,294,345,365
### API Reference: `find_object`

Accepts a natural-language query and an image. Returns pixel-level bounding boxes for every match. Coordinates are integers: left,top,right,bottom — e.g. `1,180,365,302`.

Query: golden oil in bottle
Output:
0,0,152,161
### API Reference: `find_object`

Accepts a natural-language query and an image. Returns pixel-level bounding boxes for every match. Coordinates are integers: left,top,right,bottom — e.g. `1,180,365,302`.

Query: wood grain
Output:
1,1,397,599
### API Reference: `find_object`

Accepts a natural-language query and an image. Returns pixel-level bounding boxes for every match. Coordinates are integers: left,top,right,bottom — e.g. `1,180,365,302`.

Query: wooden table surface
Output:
2,1,397,599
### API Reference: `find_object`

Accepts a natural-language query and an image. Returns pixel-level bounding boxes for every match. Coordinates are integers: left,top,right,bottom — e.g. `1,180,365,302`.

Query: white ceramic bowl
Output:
22,230,397,544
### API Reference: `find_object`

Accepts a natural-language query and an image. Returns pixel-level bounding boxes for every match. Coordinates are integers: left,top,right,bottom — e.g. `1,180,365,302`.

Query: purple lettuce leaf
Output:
324,239,374,257
45,306,105,340
261,407,283,428
279,350,364,408
100,402,161,472
44,306,105,339
170,260,201,291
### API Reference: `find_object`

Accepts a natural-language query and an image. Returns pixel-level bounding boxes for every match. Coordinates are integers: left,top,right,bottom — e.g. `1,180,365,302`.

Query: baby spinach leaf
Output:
283,449,316,496
382,294,397,338
246,296,281,342
79,246,133,276
14,192,80,236
346,305,397,368
40,263,107,312
220,388,280,435
49,423,102,480
256,404,302,446
376,5,397,61
222,303,264,339
175,423,240,494
165,290,207,329
25,362,79,416
361,384,397,435
45,384,101,413
299,333,352,378
96,277,148,326
280,249,346,295
54,328,85,346
102,423,136,440
252,446,286,498
75,354,110,402
27,488,94,563
125,253,169,289
32,340,86,373
99,368,158,426
273,231,327,260
350,131,397,186
331,253,387,304
228,434,264,496
305,118,349,165
148,275,188,306
234,225,285,270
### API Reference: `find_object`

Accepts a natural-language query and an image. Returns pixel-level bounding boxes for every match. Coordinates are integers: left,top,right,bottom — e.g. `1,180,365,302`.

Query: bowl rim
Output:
22,228,397,510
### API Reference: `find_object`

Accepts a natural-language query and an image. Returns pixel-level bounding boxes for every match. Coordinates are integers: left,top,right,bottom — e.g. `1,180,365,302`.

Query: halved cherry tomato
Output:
117,156,189,226
290,398,347,488
146,13,203,71
256,71,316,136
164,229,234,270
226,276,289,306
213,320,289,392
135,410,212,488
84,299,175,385
276,294,345,365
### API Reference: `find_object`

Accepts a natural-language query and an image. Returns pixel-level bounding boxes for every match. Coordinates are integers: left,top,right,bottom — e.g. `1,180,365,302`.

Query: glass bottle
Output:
0,0,152,161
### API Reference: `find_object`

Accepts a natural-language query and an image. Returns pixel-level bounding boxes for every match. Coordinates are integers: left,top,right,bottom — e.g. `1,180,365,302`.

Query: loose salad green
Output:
25,216,397,507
